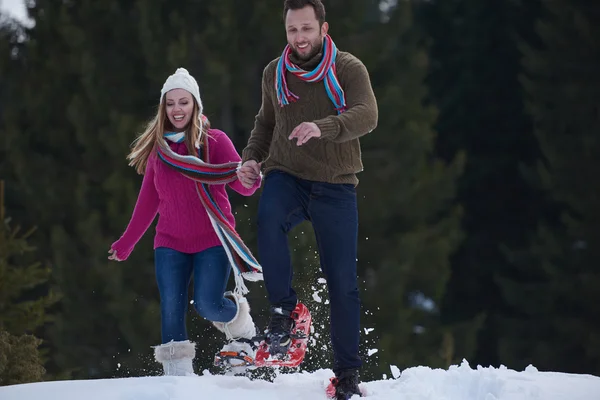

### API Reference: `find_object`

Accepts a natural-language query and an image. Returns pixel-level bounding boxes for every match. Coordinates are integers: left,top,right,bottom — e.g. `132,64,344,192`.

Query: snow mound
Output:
1,360,599,400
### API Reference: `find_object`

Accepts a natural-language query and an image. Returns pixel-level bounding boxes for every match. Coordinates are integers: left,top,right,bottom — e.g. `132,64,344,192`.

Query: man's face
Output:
285,5,328,61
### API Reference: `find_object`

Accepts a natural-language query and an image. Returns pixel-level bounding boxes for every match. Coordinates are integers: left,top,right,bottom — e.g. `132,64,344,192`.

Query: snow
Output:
0,0,34,27
2,360,599,400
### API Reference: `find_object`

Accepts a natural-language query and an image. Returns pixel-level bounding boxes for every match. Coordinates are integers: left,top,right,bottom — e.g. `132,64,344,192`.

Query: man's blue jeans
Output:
154,245,237,344
257,170,362,373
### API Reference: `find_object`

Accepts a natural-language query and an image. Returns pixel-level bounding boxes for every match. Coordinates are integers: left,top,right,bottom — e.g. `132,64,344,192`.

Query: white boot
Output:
153,340,195,376
213,292,257,341
213,292,258,370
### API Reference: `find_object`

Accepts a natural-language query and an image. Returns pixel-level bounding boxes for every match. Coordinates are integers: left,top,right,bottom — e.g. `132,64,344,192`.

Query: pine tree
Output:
0,181,59,385
0,13,25,209
0,2,163,378
353,1,467,373
497,0,600,375
415,0,544,367
0,331,45,386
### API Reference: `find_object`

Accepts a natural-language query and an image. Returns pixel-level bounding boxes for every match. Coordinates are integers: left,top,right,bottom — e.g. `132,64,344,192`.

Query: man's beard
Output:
291,36,323,61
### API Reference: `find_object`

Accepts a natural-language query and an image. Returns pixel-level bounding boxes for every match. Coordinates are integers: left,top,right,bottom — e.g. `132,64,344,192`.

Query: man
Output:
238,0,377,397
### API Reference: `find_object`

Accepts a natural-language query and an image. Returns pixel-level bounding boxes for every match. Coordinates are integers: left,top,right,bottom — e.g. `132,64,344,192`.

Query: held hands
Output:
289,122,321,146
237,121,320,189
237,160,261,189
108,248,123,262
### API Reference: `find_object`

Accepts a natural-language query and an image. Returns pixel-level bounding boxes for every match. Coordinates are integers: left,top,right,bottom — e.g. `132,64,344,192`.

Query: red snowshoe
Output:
254,302,312,368
214,303,312,369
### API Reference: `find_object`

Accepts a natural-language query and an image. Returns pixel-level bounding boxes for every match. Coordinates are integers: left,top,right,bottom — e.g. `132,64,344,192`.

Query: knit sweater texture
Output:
242,49,378,185
111,129,260,261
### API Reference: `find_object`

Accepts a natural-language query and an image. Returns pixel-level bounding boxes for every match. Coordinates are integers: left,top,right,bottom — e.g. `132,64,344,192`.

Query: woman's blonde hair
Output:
127,97,209,174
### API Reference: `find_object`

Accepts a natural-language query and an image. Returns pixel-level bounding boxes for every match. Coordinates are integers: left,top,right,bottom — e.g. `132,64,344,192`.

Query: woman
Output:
109,68,262,376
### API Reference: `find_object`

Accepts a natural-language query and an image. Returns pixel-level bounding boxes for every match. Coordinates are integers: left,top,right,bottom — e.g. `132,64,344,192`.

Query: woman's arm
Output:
110,156,160,260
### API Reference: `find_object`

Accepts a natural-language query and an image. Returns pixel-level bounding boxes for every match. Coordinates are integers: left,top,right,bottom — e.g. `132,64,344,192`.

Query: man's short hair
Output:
283,0,326,26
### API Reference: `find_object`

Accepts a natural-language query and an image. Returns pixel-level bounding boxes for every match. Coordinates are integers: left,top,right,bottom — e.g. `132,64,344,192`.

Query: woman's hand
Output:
108,248,123,261
237,160,261,189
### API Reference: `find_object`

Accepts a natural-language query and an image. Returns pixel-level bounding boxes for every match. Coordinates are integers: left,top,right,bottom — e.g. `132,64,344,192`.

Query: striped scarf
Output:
156,133,263,296
275,34,347,114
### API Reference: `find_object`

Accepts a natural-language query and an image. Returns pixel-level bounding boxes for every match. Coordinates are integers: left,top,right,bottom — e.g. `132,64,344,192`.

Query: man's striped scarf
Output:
156,133,262,295
275,34,347,114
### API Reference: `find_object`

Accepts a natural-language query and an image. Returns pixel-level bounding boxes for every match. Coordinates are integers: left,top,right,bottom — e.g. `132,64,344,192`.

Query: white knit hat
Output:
160,68,203,113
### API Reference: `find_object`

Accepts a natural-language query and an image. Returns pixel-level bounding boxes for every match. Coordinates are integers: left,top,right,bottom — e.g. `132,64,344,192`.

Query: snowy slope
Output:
1,360,599,400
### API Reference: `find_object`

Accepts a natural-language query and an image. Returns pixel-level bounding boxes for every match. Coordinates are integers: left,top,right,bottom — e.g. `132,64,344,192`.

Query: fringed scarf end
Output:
234,274,250,296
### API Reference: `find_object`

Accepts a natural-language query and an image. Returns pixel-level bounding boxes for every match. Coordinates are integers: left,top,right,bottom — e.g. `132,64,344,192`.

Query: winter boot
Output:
153,340,195,376
213,292,258,368
212,291,257,341
265,306,295,356
327,369,362,400
328,368,363,399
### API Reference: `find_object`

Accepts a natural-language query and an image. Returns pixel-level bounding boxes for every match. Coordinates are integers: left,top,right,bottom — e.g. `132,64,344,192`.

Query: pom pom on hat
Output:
160,67,203,113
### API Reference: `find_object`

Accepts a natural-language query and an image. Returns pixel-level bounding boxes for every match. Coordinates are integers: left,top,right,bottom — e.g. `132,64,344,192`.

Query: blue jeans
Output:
154,245,237,344
257,170,361,372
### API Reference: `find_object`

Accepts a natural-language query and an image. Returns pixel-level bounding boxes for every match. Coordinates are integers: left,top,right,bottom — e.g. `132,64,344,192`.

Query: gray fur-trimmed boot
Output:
153,340,196,376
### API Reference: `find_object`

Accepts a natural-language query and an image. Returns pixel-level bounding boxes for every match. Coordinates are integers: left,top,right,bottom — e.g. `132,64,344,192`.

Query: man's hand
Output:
237,160,261,189
289,122,321,146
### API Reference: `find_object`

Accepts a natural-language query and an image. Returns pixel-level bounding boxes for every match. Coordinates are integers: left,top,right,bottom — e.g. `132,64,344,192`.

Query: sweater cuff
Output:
111,239,134,261
242,148,261,164
314,117,340,140
254,173,263,189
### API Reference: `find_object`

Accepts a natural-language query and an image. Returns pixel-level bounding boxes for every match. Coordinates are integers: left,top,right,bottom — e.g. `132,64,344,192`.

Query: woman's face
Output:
165,89,194,130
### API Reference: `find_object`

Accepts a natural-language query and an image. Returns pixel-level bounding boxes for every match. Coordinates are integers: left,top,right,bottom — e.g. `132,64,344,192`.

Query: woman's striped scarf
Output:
156,132,263,295
275,34,347,114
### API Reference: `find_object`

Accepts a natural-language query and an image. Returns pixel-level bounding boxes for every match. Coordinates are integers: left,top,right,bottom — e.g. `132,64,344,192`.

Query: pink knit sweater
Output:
111,129,261,260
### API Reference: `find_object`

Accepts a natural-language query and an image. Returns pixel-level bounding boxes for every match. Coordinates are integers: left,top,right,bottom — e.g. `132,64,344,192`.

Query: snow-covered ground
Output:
2,360,599,400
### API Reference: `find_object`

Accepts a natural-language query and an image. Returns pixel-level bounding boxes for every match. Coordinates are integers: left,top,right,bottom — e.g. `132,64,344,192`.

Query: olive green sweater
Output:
242,49,378,185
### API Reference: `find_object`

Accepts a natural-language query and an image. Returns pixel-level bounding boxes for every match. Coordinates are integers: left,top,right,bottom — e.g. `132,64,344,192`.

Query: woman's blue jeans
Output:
154,245,236,344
